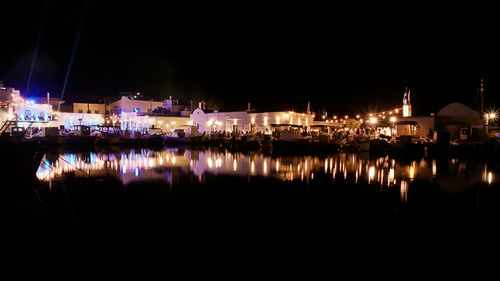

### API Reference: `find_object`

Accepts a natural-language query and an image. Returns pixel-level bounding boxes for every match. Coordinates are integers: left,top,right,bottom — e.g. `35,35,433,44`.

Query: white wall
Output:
106,96,164,115
54,112,105,129
191,109,314,133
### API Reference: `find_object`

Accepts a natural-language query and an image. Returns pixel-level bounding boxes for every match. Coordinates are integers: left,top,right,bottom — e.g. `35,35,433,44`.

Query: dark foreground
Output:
3,172,500,279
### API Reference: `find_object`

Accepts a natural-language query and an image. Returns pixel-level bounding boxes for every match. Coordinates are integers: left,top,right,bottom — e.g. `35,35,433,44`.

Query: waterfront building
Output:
396,103,484,141
1,85,54,123
110,112,190,132
191,104,314,134
73,102,106,115
106,95,163,115
0,85,21,125
148,115,191,132
53,112,104,129
435,102,483,140
161,96,192,117
31,95,65,111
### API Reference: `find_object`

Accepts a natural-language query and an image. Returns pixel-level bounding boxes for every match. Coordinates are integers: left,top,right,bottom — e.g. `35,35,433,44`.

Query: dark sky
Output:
1,1,500,115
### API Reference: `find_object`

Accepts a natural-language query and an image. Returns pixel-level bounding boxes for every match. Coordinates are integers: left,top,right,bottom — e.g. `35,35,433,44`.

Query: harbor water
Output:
4,147,500,276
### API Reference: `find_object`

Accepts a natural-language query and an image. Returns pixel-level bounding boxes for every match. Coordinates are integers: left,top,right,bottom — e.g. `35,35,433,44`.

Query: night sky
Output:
2,1,499,115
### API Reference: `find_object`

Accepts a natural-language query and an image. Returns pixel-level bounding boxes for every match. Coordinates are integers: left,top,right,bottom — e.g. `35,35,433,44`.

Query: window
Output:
78,110,83,113
95,110,99,114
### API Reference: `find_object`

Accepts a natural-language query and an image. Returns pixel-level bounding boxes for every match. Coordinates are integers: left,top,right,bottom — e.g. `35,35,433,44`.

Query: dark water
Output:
4,147,500,276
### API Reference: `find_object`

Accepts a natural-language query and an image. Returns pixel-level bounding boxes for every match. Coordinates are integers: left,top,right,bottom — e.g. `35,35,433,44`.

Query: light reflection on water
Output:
37,148,497,193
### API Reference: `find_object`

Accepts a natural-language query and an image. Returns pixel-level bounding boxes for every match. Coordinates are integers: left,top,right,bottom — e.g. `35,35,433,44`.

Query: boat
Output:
146,134,164,147
164,129,204,145
358,141,370,151
260,134,273,150
228,134,262,151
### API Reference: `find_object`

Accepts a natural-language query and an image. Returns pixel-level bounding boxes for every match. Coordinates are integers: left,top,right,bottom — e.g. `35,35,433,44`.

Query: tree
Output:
345,118,361,129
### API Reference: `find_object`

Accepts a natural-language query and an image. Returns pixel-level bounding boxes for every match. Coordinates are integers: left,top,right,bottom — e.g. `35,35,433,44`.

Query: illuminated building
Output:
106,95,163,115
73,102,106,114
191,104,314,133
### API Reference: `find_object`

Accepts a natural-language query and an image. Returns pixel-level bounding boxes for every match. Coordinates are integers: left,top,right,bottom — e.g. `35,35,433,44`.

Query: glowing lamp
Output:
390,116,397,123
369,117,377,124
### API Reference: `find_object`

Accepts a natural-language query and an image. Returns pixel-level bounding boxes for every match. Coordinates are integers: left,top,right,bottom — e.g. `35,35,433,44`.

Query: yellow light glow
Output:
369,117,377,124
369,166,375,183
409,164,415,179
400,180,408,203
390,116,397,123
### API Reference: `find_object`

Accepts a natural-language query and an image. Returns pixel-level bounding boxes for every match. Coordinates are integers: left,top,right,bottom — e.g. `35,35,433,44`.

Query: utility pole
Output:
480,78,484,113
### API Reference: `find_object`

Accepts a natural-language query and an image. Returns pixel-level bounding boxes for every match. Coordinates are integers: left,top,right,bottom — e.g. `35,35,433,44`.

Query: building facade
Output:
106,96,163,115
191,109,314,134
73,102,106,115
53,112,105,129
110,112,190,132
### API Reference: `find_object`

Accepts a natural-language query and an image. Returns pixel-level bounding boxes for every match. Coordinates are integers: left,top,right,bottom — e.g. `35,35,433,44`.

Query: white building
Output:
190,108,314,134
53,112,105,129
107,112,191,132
106,96,163,115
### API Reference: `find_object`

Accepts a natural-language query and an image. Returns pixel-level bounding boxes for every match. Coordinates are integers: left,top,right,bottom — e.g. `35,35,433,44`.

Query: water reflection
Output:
37,148,498,195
